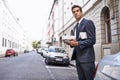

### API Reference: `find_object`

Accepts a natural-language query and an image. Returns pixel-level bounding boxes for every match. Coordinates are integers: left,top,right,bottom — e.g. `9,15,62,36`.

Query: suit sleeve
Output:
78,20,96,49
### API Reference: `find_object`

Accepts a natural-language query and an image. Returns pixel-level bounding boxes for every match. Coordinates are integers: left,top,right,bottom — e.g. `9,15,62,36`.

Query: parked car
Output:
24,49,29,53
94,52,120,80
42,48,48,58
37,48,43,54
45,46,70,66
5,49,18,57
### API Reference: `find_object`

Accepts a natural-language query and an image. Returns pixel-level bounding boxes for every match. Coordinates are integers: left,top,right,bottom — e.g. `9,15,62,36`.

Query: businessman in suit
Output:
65,5,96,80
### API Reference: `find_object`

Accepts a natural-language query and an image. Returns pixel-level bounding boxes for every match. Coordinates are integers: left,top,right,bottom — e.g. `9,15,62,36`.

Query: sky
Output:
6,0,54,41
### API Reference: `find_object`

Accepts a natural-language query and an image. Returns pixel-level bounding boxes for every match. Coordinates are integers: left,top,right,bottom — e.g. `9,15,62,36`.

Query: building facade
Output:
0,0,27,56
47,0,120,61
46,0,59,47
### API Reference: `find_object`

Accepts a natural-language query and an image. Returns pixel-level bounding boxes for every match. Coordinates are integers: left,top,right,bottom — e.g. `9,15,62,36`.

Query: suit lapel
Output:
73,18,85,39
78,18,85,32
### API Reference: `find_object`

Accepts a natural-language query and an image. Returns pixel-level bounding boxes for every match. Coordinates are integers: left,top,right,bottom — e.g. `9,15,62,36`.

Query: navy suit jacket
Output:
71,18,96,63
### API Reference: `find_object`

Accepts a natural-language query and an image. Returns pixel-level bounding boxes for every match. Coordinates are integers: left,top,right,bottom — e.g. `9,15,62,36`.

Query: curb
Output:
70,60,76,67
70,63,76,67
70,61,98,67
0,55,5,58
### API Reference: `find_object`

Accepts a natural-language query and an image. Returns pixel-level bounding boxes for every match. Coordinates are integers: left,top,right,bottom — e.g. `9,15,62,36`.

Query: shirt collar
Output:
77,17,84,24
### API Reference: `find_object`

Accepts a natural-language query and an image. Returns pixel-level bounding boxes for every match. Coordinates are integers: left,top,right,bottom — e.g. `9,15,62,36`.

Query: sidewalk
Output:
70,60,98,67
0,54,5,58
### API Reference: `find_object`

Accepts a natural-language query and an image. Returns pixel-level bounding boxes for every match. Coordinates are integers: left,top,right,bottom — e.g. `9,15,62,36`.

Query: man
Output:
65,5,96,80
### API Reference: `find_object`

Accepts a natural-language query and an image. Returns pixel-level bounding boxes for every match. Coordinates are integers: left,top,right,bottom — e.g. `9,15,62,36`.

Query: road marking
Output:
46,65,77,78
46,66,56,80
46,65,76,70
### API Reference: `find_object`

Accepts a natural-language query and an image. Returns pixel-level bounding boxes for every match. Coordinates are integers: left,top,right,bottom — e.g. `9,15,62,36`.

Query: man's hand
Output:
64,39,79,46
69,39,79,46
64,40,70,45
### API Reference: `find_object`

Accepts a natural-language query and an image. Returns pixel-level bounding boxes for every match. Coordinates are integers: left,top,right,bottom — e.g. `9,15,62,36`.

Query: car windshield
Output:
48,47,65,53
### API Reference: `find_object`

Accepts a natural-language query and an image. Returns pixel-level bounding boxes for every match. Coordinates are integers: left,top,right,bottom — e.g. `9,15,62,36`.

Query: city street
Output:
0,51,78,80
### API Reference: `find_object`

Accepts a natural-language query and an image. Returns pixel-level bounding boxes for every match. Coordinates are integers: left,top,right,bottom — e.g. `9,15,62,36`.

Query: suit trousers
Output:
76,60,95,80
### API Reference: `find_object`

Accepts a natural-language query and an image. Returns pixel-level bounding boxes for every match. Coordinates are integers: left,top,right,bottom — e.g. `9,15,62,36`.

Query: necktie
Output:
76,23,79,40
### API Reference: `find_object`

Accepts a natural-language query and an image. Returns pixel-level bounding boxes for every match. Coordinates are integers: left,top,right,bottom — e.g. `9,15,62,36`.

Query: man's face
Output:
72,7,82,21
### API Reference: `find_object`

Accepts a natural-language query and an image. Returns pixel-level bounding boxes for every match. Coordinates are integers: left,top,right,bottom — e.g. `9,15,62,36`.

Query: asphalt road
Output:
0,51,78,80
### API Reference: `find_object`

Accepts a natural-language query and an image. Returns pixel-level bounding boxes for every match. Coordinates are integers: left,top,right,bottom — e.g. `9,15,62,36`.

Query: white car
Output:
37,48,48,58
94,52,120,80
42,48,48,58
37,48,43,54
45,46,70,66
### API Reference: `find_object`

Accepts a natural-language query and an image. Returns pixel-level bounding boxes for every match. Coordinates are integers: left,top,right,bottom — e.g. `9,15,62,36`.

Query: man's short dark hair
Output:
71,5,82,12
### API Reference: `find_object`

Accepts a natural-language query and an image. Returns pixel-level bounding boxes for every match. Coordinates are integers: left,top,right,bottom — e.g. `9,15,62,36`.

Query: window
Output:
104,9,111,43
2,38,4,47
5,39,7,47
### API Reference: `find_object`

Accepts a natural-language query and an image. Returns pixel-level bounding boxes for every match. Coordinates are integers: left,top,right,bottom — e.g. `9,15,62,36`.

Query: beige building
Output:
46,0,120,61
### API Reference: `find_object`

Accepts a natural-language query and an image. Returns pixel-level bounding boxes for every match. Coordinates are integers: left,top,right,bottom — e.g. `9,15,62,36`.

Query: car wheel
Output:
45,58,50,65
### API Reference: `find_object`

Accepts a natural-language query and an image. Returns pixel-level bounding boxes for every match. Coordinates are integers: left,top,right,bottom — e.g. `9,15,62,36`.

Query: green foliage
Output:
32,40,41,49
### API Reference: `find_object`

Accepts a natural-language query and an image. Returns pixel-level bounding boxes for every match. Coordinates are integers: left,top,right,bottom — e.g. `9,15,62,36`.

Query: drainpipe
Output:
62,0,64,34
61,0,64,47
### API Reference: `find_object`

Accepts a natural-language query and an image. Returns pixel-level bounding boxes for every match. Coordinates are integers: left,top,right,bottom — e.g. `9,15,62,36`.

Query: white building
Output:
0,0,28,56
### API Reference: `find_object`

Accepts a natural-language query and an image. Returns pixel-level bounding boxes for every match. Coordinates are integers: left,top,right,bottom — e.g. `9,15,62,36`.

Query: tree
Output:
32,40,37,49
32,40,41,49
37,41,41,48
